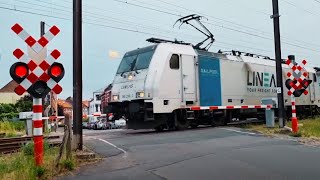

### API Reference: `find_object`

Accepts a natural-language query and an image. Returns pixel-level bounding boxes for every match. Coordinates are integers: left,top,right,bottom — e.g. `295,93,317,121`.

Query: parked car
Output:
87,122,95,130
115,118,126,128
82,122,88,129
96,120,105,130
107,122,117,129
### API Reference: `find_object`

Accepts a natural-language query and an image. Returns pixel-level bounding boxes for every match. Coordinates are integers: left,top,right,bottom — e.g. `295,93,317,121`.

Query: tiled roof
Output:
58,99,72,109
0,81,18,93
82,100,89,108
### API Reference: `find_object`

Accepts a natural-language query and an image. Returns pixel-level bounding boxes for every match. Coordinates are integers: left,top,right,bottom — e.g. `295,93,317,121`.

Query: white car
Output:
115,118,126,128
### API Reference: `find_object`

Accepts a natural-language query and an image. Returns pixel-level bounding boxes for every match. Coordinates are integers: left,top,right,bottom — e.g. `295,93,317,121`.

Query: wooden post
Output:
66,114,72,160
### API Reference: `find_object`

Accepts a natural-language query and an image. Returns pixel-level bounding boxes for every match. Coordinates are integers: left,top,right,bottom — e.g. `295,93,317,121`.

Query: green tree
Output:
0,103,16,113
15,95,32,112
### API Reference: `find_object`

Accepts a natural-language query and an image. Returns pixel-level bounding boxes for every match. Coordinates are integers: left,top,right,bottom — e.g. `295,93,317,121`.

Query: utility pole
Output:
73,0,83,150
271,0,285,128
40,21,45,36
40,21,47,131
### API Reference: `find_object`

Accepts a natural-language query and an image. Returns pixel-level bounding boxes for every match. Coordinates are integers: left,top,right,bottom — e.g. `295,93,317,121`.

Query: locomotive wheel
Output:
174,110,190,130
190,124,199,128
155,125,165,132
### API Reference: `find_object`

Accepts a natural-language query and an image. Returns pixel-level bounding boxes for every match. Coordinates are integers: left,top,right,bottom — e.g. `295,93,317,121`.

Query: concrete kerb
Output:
75,145,98,160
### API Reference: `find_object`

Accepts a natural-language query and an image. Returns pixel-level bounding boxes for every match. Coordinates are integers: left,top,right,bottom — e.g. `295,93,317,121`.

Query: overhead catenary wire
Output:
0,1,273,51
280,0,320,16
0,5,233,52
13,0,320,50
112,0,320,49
0,0,318,63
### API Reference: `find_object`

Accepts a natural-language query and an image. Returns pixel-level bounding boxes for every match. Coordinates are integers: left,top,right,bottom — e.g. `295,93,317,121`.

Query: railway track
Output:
0,136,61,154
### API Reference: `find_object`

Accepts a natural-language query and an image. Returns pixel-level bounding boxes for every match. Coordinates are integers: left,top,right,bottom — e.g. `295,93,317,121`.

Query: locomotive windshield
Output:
116,46,156,74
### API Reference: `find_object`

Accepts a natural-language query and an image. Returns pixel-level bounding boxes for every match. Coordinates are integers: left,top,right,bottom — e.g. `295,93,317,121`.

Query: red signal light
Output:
15,65,28,78
50,65,62,77
48,62,64,82
10,62,29,83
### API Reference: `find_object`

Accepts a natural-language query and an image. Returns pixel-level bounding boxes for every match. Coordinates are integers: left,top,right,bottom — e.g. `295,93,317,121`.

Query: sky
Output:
0,0,319,100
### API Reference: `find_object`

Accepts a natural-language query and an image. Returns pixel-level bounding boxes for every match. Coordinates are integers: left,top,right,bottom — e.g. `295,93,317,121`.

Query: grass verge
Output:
243,117,320,138
0,142,78,180
0,120,25,137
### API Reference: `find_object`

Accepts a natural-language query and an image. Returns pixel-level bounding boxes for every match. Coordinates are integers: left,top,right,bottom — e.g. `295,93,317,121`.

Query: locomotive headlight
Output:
128,74,133,80
136,92,145,98
112,95,119,101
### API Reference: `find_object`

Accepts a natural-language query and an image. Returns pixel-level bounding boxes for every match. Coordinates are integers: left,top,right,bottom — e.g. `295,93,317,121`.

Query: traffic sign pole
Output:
285,56,312,134
11,23,64,166
291,95,298,133
33,98,43,165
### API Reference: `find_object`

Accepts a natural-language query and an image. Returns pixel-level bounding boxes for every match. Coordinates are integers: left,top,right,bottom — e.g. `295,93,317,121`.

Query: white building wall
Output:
88,90,103,122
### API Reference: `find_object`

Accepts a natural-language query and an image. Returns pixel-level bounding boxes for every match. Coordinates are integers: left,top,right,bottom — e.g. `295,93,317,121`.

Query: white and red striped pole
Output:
33,98,43,166
291,95,298,133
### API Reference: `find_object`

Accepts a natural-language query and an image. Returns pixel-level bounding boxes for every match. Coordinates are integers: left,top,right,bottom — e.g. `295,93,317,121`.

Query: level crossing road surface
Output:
62,127,320,180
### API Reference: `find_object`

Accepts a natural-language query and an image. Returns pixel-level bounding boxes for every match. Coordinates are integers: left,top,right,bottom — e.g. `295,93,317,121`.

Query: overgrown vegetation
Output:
244,117,320,138
0,143,77,180
0,95,32,137
0,120,25,137
0,95,32,116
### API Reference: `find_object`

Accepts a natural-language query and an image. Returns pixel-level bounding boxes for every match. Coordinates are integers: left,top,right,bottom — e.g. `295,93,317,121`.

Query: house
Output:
101,84,113,114
57,99,73,119
82,100,89,117
0,80,27,104
88,88,104,122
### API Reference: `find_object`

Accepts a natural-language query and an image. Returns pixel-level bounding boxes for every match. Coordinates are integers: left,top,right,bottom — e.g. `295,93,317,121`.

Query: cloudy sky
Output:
0,0,319,99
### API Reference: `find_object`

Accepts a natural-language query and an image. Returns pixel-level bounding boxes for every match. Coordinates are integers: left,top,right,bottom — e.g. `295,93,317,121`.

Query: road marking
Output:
97,138,128,158
220,128,257,135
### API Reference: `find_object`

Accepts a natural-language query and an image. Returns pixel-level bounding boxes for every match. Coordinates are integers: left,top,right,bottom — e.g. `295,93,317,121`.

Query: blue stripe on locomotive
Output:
198,55,222,106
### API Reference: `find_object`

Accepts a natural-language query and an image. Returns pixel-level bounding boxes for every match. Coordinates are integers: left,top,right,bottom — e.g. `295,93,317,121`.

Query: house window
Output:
95,104,99,112
96,94,101,101
169,54,179,69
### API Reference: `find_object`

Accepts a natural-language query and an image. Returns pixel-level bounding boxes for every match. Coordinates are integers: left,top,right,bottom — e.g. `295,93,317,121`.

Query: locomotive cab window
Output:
170,54,180,69
313,73,317,82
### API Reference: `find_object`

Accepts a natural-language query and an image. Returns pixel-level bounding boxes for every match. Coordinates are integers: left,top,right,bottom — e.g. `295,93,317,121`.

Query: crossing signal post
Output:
285,55,312,133
10,23,63,166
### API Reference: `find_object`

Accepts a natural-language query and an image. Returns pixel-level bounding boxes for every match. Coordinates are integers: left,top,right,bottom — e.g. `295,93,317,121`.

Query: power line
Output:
31,0,196,38
280,0,320,16
0,3,277,55
10,0,204,40
112,0,320,49
34,0,320,49
0,5,69,20
0,1,319,58
144,0,269,34
7,0,271,49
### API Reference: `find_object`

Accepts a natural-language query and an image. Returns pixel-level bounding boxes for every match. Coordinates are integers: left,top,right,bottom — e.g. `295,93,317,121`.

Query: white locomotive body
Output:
108,42,320,130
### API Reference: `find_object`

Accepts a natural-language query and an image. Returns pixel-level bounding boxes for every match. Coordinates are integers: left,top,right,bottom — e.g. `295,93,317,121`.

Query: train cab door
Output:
181,55,196,103
310,73,317,102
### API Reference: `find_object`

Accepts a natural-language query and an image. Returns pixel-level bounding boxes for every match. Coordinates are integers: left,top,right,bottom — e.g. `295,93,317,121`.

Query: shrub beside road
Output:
244,117,320,139
0,141,95,179
0,120,25,137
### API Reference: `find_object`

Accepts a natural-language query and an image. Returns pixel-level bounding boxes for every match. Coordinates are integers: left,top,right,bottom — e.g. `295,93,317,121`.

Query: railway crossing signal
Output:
285,59,312,97
285,56,312,134
10,23,63,166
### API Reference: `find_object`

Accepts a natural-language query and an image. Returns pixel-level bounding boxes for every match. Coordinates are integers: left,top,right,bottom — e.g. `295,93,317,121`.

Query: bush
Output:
23,143,34,156
0,120,25,136
35,167,46,177
11,121,25,131
62,159,75,171
23,141,51,156
290,132,302,137
0,113,19,120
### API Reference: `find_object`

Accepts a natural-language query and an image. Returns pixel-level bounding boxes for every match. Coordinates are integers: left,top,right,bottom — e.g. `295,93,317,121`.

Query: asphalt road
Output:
62,127,320,180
